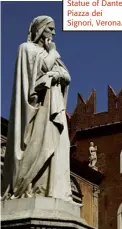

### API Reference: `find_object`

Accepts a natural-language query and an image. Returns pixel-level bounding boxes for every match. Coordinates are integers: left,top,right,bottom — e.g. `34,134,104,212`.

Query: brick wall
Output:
70,86,122,140
74,132,122,229
69,86,122,229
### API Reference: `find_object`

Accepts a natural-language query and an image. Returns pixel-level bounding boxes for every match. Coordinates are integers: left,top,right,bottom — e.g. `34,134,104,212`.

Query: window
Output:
70,174,83,204
120,151,122,174
117,203,122,229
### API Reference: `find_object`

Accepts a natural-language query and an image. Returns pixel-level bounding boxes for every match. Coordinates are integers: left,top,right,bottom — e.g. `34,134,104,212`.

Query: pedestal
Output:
1,197,95,229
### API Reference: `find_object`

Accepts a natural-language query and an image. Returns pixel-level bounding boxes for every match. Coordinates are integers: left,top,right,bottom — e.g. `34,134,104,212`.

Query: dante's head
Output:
27,15,55,43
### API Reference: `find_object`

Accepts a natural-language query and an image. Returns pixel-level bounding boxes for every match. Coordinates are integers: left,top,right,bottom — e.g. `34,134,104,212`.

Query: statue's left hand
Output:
60,76,70,86
48,71,60,85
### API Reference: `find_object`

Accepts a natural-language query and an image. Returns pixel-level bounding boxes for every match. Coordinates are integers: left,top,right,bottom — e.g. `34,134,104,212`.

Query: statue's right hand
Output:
48,42,56,51
45,38,56,52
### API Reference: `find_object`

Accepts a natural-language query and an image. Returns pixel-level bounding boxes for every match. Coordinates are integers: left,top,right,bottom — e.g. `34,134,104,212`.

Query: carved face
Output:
42,21,55,41
90,142,94,146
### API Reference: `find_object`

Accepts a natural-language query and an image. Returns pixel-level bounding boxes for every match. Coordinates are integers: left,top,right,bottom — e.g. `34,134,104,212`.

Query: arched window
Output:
117,203,122,229
70,174,83,204
120,151,122,174
0,143,6,180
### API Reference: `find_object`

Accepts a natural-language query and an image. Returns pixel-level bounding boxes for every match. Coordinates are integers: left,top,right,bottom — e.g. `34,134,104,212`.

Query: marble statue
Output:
88,142,97,170
2,16,72,202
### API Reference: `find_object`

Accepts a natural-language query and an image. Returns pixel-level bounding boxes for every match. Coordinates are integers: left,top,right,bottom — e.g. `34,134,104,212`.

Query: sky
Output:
1,1,122,120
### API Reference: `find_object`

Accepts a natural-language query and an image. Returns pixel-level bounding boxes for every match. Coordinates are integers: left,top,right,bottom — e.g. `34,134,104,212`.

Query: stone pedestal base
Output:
1,197,94,229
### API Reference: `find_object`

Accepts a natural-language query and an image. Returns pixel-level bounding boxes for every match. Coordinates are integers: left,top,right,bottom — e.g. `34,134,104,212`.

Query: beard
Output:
41,31,53,41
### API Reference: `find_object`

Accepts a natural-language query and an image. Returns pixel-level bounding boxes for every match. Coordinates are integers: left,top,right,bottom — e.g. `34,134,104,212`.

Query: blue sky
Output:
1,1,122,119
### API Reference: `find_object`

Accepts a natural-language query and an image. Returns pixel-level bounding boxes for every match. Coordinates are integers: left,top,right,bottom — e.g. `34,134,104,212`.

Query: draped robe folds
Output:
2,42,72,201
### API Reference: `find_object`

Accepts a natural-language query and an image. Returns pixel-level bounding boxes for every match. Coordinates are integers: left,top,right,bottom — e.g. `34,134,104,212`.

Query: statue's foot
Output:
66,196,83,207
10,194,18,200
25,191,33,198
69,199,83,207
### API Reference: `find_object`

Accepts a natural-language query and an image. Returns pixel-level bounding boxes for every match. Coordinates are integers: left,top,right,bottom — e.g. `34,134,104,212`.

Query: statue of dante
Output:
2,16,72,201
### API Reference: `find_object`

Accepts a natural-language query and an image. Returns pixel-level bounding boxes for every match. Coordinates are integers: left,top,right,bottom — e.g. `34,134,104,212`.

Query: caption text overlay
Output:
63,0,122,30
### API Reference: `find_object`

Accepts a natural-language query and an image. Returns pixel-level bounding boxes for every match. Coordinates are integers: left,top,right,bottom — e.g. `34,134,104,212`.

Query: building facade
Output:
69,86,122,229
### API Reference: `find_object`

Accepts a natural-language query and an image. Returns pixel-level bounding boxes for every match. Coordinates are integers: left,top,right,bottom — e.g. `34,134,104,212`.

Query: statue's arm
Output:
61,68,71,85
54,64,70,87
43,49,60,71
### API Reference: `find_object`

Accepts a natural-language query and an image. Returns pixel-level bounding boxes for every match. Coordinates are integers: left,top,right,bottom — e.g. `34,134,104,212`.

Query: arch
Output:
120,151,122,174
70,174,83,204
0,143,6,180
117,203,122,229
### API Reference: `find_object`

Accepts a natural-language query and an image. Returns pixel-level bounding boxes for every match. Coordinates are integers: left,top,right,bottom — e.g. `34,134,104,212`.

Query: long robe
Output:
2,42,72,201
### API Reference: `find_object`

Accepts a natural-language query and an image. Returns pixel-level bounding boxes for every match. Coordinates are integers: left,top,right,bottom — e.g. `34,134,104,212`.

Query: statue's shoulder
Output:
18,42,34,51
18,42,44,54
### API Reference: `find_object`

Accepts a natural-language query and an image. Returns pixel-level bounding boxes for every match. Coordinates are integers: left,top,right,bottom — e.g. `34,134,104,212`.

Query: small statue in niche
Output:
88,142,97,170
